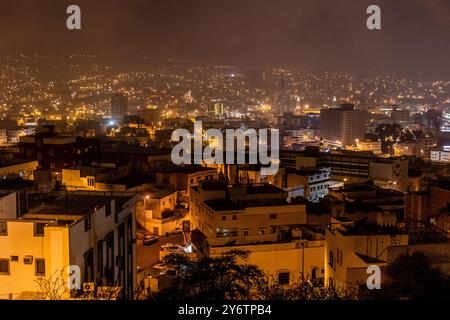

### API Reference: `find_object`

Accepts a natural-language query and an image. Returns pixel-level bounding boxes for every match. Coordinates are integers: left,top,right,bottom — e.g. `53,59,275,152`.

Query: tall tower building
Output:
440,110,450,132
111,93,128,118
320,103,366,147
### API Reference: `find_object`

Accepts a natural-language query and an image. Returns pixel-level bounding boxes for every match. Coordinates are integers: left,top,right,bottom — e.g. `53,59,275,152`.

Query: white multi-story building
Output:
430,149,450,163
440,110,450,132
285,167,331,202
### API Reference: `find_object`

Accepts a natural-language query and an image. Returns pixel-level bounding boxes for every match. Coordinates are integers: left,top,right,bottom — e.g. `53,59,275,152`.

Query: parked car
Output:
136,231,149,240
159,243,184,260
171,228,182,234
143,235,159,245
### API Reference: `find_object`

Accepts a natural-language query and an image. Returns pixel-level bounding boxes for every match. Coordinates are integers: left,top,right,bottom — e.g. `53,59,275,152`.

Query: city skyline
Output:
0,0,449,306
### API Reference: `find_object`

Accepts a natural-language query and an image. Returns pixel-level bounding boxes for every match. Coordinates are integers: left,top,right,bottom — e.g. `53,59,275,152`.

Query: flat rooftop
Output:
0,178,34,190
200,180,227,191
287,167,329,176
161,165,217,175
97,175,153,189
336,220,407,236
244,184,284,194
204,199,242,211
103,146,172,156
27,193,136,217
433,179,450,191
0,159,37,168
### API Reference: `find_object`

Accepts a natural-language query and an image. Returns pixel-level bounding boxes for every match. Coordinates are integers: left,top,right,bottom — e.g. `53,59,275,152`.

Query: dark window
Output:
85,215,92,232
232,215,237,221
126,215,133,297
0,221,7,236
118,223,126,287
221,216,227,221
0,259,10,275
278,272,290,285
10,256,18,262
243,230,249,236
269,214,277,219
35,259,45,276
84,249,94,283
97,240,104,284
34,223,46,236
329,251,334,268
105,232,114,286
105,202,112,217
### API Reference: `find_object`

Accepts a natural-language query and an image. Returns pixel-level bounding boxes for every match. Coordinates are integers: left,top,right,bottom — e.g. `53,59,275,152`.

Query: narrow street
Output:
136,233,184,276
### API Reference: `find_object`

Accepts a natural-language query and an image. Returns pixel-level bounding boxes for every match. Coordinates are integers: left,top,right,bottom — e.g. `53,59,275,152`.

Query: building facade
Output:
320,104,366,147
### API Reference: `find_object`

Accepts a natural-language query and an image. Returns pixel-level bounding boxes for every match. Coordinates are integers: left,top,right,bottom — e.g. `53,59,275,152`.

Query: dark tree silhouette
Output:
150,251,357,301
151,250,262,300
359,251,450,300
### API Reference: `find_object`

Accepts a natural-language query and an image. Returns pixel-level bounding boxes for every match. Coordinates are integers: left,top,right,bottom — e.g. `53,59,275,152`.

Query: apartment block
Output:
0,192,139,300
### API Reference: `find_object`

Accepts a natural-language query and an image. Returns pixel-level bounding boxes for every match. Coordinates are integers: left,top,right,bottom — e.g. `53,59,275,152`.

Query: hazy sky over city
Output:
0,0,449,78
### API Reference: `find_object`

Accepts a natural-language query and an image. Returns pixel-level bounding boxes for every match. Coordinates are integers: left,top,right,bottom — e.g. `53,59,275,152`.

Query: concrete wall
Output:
0,221,70,299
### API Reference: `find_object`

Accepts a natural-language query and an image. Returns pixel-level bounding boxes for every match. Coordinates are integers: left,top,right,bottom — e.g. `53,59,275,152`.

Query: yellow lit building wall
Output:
0,221,70,300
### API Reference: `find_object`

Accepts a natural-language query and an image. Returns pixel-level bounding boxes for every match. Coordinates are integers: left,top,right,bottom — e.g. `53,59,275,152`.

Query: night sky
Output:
0,0,449,78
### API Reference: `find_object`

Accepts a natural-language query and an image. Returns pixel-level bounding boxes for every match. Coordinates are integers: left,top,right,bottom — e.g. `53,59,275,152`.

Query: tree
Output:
35,269,69,300
151,250,262,300
359,252,450,300
255,274,357,300
151,251,357,301
375,123,403,153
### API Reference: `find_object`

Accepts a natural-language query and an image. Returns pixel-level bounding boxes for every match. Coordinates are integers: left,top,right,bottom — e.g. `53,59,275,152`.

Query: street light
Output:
144,195,150,231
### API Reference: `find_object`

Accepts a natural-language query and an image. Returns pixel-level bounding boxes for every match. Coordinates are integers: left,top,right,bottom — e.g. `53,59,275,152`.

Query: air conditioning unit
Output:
83,282,95,292
23,255,33,264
